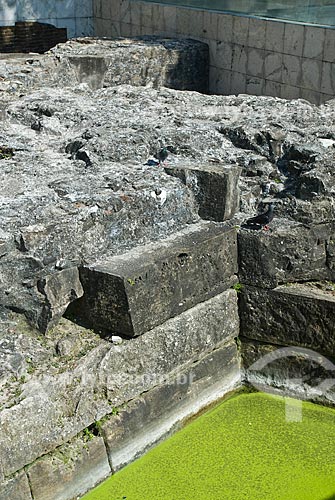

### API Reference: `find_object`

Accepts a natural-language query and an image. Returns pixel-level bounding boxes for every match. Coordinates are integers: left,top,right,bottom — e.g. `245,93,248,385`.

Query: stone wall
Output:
0,22,67,53
0,0,93,38
93,0,335,104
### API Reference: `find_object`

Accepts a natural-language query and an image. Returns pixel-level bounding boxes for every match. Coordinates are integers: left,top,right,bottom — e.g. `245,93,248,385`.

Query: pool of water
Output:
145,0,335,26
82,392,335,500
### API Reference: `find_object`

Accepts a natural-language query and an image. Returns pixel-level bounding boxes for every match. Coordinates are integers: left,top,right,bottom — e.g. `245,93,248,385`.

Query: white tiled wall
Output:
94,0,335,103
0,0,94,38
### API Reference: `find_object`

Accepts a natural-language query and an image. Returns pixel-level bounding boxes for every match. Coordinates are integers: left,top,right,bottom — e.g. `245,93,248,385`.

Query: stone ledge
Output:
240,283,335,358
69,222,238,336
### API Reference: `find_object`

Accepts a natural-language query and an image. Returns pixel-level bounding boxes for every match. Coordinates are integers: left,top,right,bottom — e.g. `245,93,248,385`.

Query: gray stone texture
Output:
240,283,335,357
102,340,240,470
0,290,239,476
0,472,32,500
241,339,335,406
238,222,334,288
164,163,241,221
27,436,111,500
69,223,238,336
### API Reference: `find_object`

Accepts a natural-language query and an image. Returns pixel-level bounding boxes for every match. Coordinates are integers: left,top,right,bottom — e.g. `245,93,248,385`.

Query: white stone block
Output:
300,88,320,105
265,20,284,52
231,71,246,94
284,23,304,56
280,84,300,100
264,51,283,82
321,62,335,95
217,13,233,43
101,0,111,19
120,0,130,24
248,17,266,49
303,26,325,59
163,5,177,34
247,48,264,78
282,54,301,86
232,15,249,46
176,7,190,35
246,75,265,96
216,41,233,70
232,44,247,73
203,11,218,40
264,79,282,98
324,29,335,63
130,1,141,27
301,58,322,91
217,69,232,95
75,0,93,18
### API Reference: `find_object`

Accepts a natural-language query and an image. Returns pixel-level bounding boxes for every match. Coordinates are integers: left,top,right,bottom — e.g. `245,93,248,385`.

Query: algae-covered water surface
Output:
82,393,335,500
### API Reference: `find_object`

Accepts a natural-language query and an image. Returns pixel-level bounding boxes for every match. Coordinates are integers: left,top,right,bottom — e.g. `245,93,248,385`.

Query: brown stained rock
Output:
69,222,238,336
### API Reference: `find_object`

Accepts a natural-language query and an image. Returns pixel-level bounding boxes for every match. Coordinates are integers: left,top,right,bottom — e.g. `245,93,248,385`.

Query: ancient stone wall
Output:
94,0,335,104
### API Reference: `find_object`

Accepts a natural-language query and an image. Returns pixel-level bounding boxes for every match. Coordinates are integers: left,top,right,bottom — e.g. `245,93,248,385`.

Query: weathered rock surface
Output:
101,340,240,471
69,222,237,336
0,290,238,477
0,471,32,500
242,339,335,406
240,283,335,357
27,435,111,500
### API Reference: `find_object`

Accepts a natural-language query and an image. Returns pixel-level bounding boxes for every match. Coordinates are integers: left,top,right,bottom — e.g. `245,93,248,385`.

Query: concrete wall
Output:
0,0,94,38
94,0,335,104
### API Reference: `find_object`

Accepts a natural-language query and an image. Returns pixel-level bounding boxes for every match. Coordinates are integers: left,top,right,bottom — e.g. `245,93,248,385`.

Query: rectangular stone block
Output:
241,338,335,406
248,18,266,49
232,15,249,46
27,435,111,500
164,163,241,222
231,71,246,94
247,48,265,78
0,472,32,500
324,28,335,63
238,222,333,288
246,76,264,96
71,222,238,336
265,20,284,52
240,283,335,357
264,51,283,82
0,290,239,477
321,61,335,95
301,58,322,92
101,340,241,470
282,54,301,86
216,41,233,71
303,26,325,59
283,23,304,57
217,13,233,43
232,44,247,74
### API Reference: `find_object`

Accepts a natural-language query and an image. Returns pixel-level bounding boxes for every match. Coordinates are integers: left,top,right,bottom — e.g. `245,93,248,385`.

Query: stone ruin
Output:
0,37,334,499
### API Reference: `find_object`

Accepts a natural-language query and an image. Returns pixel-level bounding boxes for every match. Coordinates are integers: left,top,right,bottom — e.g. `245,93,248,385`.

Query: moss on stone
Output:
82,393,335,500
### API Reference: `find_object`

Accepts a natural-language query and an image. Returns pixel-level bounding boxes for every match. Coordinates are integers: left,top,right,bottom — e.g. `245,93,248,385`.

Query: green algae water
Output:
82,393,335,500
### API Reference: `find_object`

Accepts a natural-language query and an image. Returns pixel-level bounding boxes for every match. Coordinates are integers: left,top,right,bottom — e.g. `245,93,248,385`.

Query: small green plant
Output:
232,283,243,293
83,428,94,441
274,178,281,184
95,415,109,436
0,146,14,160
127,278,136,286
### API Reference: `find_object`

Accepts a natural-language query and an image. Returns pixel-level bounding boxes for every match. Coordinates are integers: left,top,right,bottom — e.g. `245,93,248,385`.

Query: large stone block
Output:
240,283,335,357
70,222,237,336
0,290,238,477
101,340,241,471
164,163,241,222
241,339,335,406
27,435,111,500
0,471,32,500
238,222,334,288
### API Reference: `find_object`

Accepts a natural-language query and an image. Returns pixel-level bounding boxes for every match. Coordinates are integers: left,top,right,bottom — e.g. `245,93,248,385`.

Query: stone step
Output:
164,163,241,222
69,222,237,336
